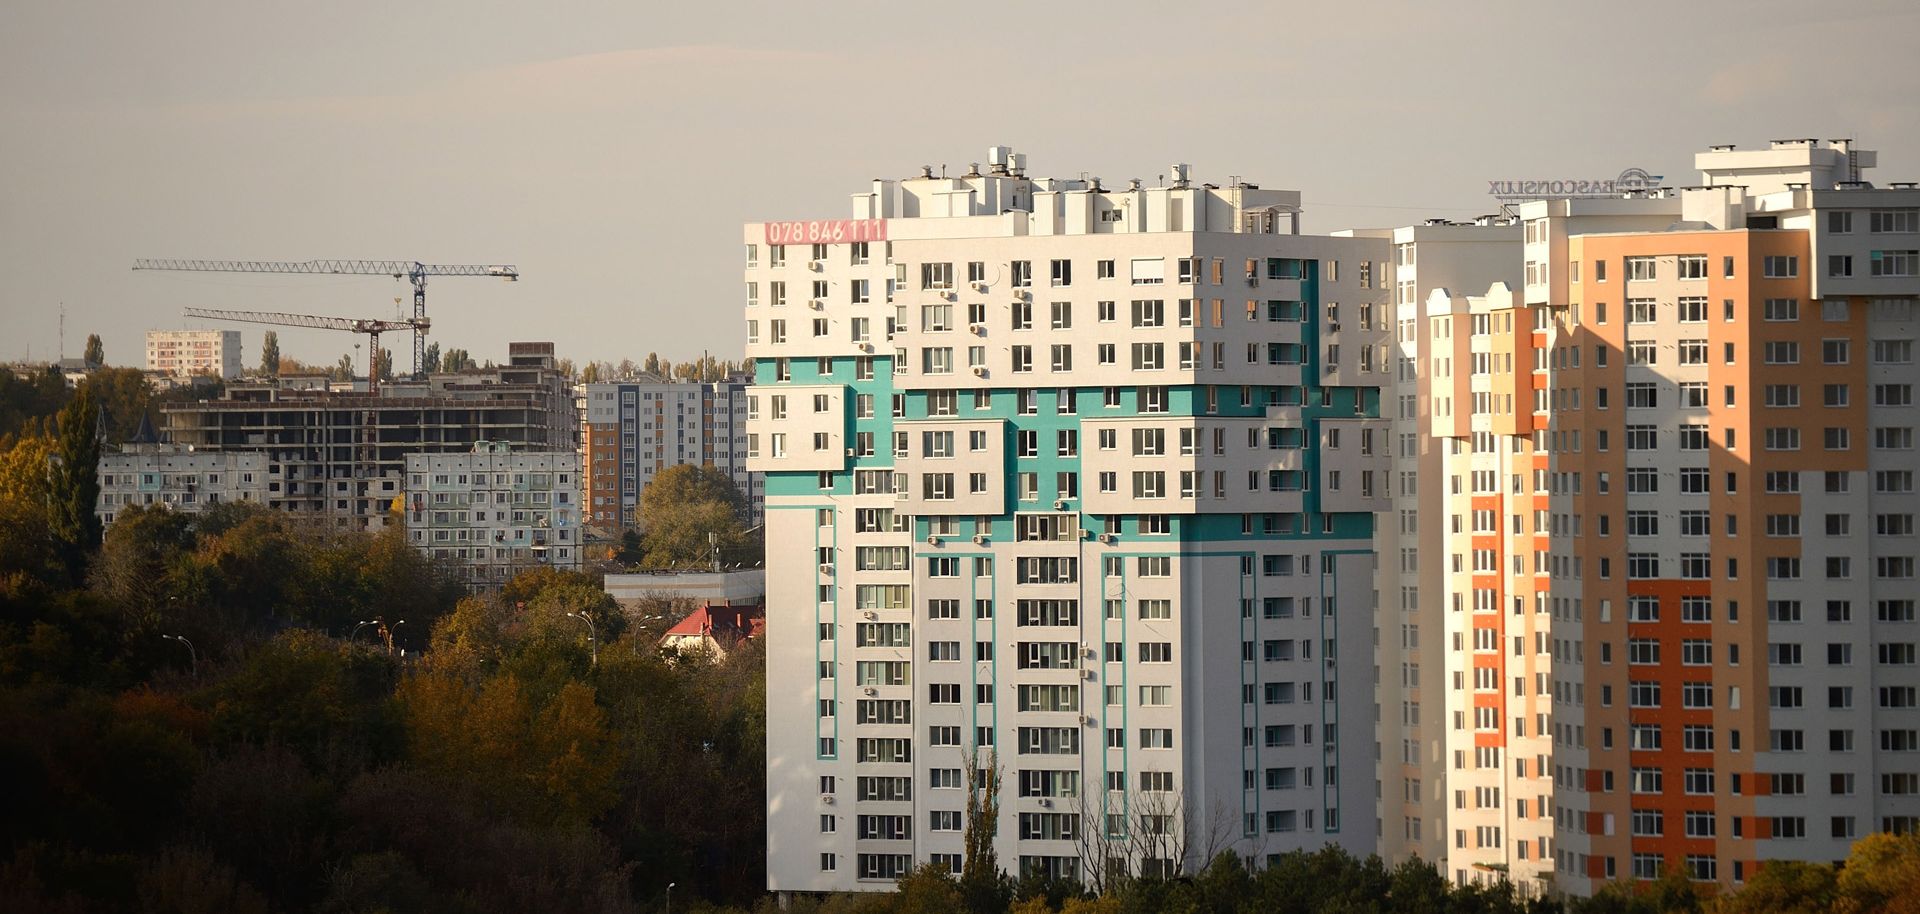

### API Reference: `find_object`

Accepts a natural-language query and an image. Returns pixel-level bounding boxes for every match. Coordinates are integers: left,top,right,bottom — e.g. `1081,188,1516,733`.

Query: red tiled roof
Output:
663,602,765,650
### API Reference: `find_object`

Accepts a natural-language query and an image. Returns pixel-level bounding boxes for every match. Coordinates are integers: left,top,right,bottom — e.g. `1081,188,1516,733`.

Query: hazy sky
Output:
4,0,1915,370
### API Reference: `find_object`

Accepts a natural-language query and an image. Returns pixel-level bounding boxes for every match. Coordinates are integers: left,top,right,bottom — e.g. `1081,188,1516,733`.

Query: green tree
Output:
442,347,472,372
613,528,644,566
80,367,154,444
960,750,1008,914
90,503,195,634
423,340,441,374
48,385,103,586
259,331,280,377
83,333,104,368
376,346,393,381
638,464,750,570
643,352,661,376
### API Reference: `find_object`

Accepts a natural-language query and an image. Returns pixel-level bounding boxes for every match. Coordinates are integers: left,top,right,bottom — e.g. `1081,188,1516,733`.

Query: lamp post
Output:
387,619,408,656
161,634,197,677
665,882,675,914
349,619,378,645
566,611,598,667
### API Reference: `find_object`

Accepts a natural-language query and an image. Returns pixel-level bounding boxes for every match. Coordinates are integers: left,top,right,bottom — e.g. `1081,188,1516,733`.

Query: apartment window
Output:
1764,255,1799,278
1625,256,1656,281
1764,298,1800,321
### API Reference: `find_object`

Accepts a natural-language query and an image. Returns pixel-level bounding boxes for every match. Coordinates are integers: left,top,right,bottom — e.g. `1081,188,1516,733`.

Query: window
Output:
1763,255,1799,278
1764,298,1800,321
1873,250,1920,277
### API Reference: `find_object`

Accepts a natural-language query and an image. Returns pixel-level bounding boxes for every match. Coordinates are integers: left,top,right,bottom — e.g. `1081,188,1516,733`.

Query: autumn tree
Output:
83,333,104,368
259,331,281,376
637,463,753,570
333,353,354,381
1836,832,1920,914
441,347,473,372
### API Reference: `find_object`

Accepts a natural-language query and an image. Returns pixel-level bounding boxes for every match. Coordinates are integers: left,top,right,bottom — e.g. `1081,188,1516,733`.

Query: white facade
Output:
403,444,583,586
96,446,270,525
147,329,242,378
751,149,1391,893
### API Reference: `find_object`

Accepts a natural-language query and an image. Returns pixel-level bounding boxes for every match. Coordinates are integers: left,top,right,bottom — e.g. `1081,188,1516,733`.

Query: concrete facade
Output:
402,443,582,586
146,329,243,379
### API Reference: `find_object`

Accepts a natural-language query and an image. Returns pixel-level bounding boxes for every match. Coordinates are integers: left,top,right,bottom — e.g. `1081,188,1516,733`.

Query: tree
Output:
579,361,602,383
637,464,751,570
376,346,393,381
259,331,280,377
48,385,103,586
83,333,104,368
80,367,155,444
423,341,441,374
333,353,354,382
613,529,644,566
1836,832,1920,914
961,749,1008,914
1716,859,1836,914
643,353,661,376
442,347,473,372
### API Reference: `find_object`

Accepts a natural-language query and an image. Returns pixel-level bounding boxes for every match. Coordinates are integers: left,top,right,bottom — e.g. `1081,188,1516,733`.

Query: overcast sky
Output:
4,0,1915,370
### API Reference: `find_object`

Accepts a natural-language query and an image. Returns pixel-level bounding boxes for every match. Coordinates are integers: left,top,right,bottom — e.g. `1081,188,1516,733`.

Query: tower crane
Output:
183,307,426,397
136,259,518,378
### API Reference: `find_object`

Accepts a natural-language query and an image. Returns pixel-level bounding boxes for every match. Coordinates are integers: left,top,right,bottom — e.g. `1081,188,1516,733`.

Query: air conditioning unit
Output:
968,324,986,335
1052,499,1068,510
863,686,877,696
1079,714,1094,726
1097,532,1116,544
809,299,825,310
1038,798,1053,808
972,366,988,377
1082,669,1096,680
1080,527,1093,539
926,535,942,546
819,563,834,576
942,290,957,301
857,342,873,352
845,448,857,457
970,280,989,292
863,610,878,620
808,260,823,271
972,534,988,545
1015,289,1031,300
821,794,834,805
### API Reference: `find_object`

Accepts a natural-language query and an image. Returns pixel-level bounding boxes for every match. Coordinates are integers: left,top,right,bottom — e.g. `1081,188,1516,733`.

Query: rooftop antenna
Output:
58,304,65,360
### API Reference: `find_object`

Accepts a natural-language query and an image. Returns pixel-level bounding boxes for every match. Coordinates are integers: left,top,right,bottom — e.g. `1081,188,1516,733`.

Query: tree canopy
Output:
637,463,756,570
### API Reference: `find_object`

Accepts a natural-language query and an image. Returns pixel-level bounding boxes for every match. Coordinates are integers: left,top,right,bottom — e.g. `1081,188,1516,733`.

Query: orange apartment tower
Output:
1530,140,1919,894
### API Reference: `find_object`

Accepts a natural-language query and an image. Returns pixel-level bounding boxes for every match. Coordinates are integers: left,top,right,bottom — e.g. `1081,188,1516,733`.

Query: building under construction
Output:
160,342,576,529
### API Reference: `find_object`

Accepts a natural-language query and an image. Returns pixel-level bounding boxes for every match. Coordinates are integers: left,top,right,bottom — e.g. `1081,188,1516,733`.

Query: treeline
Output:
0,400,768,911
731,836,1918,914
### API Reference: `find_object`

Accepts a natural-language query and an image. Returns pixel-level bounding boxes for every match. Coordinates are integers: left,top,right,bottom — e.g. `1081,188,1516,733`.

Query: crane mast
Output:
137,258,517,378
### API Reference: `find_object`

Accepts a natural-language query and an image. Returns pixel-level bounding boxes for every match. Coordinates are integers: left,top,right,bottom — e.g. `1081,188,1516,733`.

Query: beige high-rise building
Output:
146,329,243,378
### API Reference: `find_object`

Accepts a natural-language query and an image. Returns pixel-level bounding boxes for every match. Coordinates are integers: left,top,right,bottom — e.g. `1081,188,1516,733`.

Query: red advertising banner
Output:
763,219,888,245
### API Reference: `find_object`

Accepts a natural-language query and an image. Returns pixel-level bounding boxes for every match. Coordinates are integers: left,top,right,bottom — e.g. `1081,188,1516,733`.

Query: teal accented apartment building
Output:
749,148,1393,894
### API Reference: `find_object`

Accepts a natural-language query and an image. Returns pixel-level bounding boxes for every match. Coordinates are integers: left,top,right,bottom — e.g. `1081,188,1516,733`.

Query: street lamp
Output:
665,882,675,914
162,634,197,677
349,619,378,645
388,619,408,656
566,611,598,667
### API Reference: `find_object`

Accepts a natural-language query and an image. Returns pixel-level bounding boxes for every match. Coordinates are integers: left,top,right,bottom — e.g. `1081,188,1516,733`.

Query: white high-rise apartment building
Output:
750,148,1391,894
147,329,243,378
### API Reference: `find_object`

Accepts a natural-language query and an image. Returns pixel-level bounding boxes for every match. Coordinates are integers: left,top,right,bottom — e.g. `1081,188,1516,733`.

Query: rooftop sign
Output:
1487,168,1663,202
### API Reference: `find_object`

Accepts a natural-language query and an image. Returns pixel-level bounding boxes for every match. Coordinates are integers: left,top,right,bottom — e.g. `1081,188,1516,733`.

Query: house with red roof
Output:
660,602,765,658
